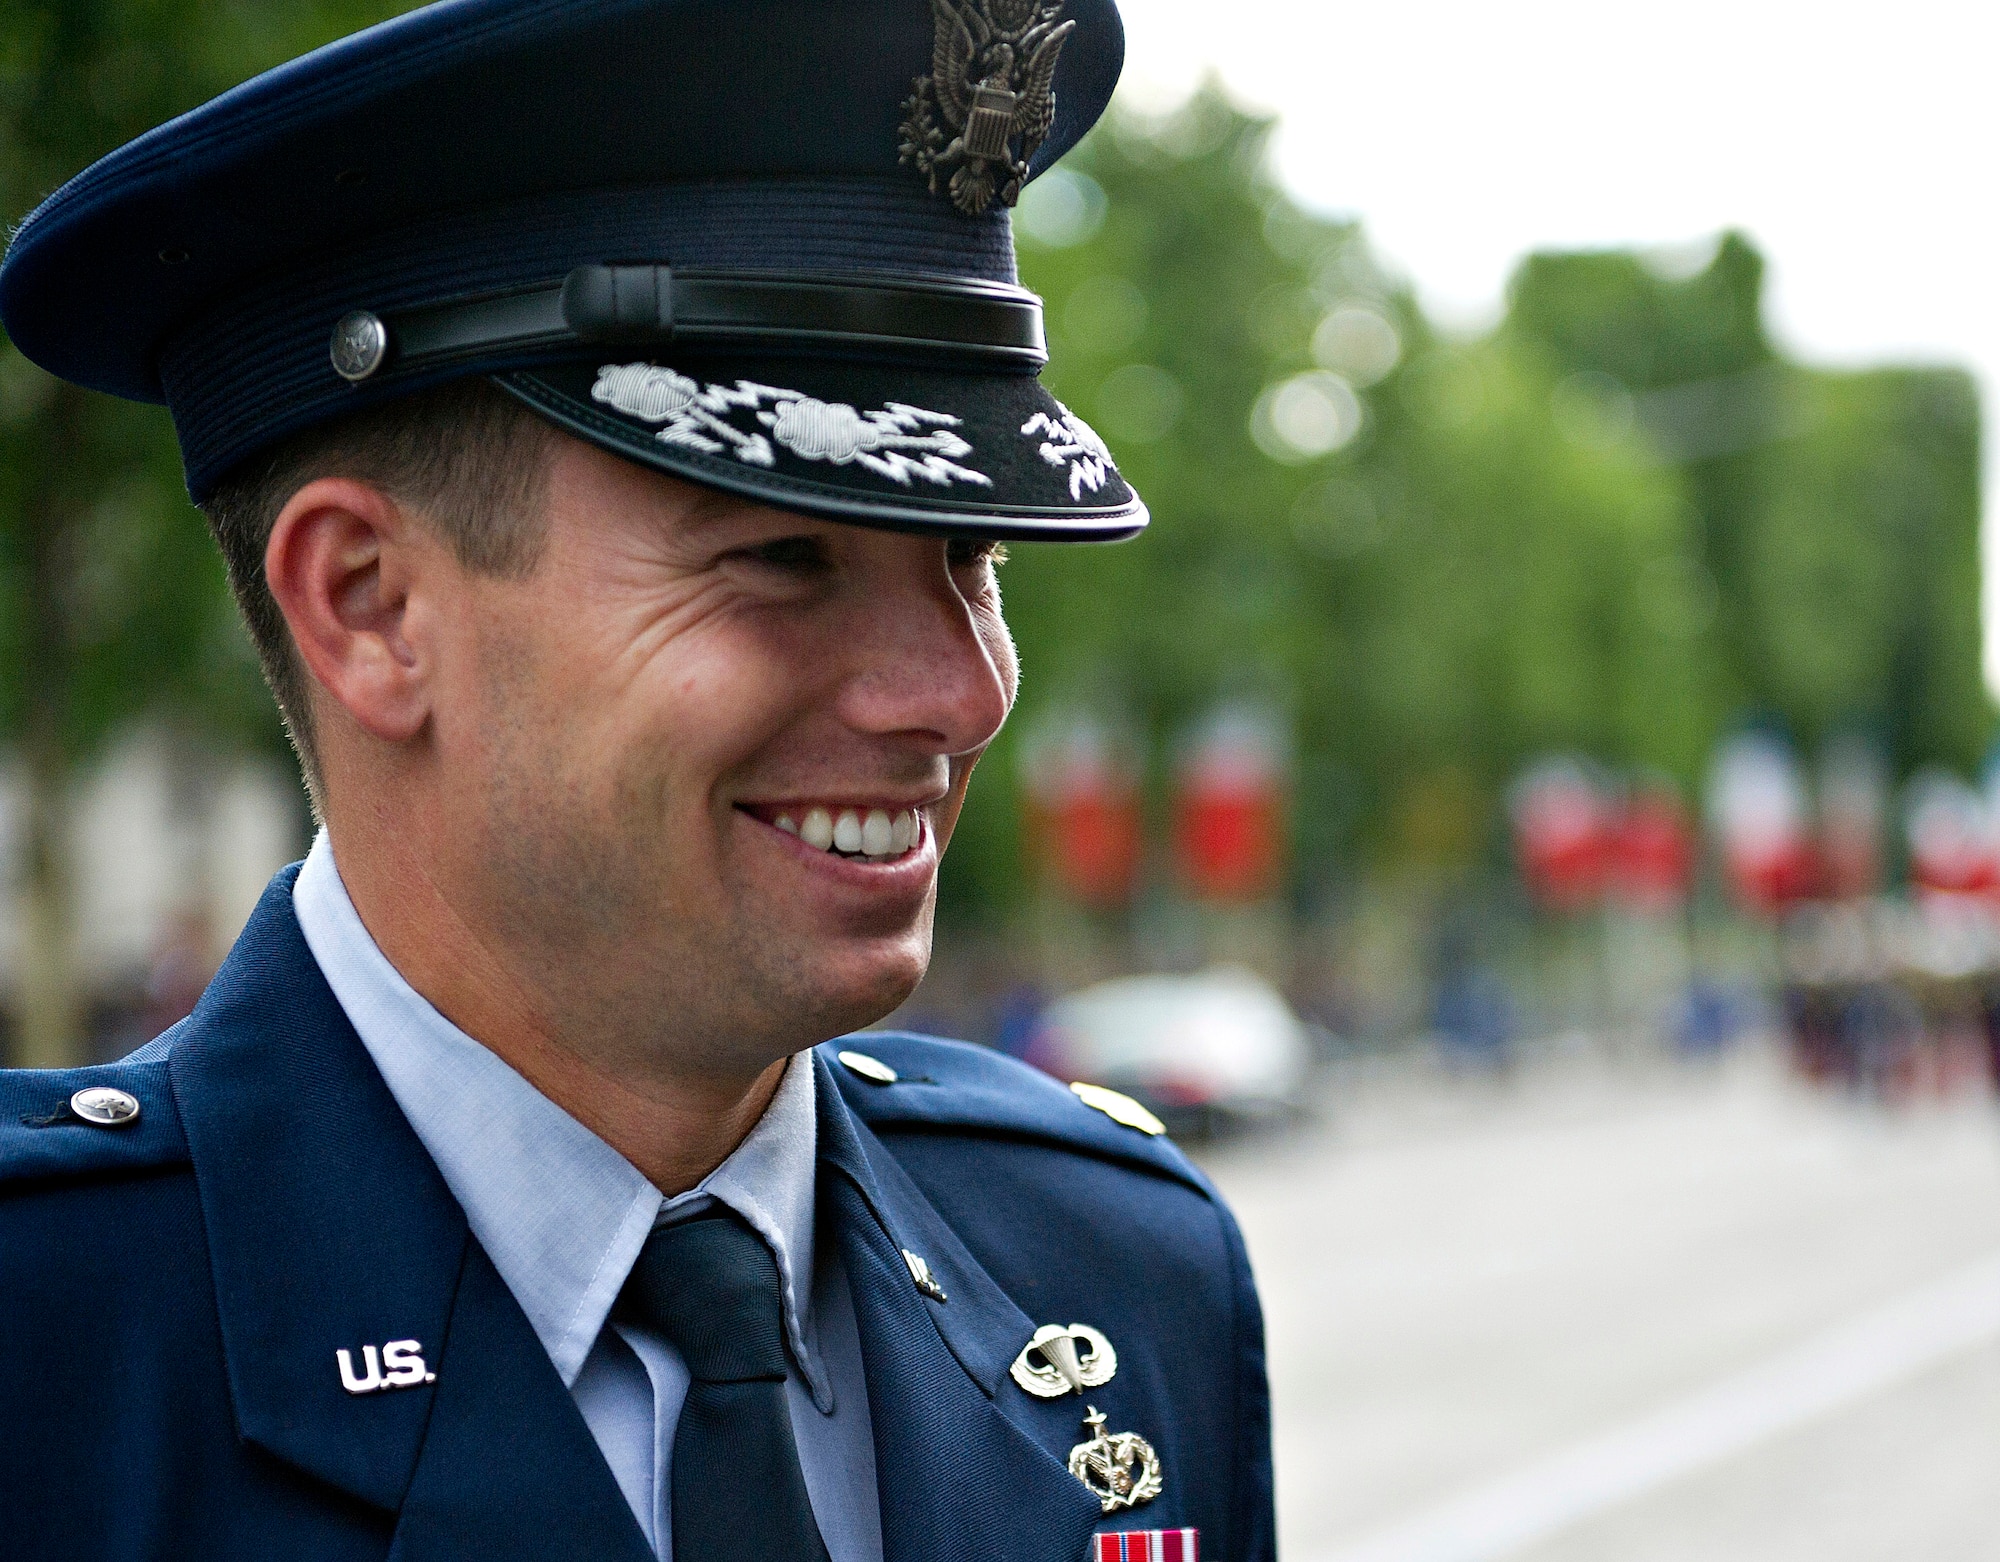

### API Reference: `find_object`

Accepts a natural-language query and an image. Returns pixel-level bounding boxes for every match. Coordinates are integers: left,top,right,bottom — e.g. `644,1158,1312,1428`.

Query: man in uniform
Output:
0,2,1273,1559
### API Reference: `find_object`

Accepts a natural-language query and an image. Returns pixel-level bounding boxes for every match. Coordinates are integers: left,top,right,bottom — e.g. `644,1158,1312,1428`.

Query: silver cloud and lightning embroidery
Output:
591,364,992,489
1022,402,1116,498
898,0,1074,216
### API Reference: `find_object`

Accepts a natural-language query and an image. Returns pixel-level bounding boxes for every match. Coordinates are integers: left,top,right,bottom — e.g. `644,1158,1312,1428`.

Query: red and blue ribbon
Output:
1092,1529,1198,1562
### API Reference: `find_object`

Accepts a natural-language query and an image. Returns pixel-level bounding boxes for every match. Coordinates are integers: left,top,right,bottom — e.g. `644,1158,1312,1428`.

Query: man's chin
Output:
784,939,932,1042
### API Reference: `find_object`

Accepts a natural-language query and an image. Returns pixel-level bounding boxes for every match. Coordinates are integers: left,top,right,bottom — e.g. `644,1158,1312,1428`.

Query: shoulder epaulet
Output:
0,1030,191,1188
817,1032,1212,1195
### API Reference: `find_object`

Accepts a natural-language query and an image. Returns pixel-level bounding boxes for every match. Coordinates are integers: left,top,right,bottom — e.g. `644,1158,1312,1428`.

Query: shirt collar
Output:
291,830,828,1405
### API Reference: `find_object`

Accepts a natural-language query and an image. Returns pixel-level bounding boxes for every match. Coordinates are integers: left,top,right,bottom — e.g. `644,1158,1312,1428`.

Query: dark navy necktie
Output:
619,1208,832,1562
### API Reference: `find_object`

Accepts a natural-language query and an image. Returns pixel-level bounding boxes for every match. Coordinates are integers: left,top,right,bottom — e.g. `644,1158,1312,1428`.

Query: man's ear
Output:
264,476,436,744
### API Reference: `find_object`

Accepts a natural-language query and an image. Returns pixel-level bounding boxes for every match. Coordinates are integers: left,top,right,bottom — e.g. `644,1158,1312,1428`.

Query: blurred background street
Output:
8,1,2000,1555
1206,1044,2000,1561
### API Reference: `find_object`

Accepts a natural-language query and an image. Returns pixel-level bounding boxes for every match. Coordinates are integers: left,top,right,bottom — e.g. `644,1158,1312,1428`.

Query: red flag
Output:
1173,704,1288,904
1018,711,1143,909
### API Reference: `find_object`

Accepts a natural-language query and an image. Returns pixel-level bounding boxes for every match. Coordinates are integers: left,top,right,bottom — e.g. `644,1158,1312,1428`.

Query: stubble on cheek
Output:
465,614,653,965
453,562,982,1060
463,631,807,1061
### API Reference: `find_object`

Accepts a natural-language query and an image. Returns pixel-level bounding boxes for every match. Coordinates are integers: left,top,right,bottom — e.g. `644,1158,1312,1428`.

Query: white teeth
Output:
783,805,921,857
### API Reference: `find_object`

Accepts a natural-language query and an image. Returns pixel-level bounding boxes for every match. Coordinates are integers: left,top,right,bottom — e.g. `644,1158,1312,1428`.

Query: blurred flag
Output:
1509,757,1613,911
1018,708,1144,909
1707,732,1814,914
1903,769,1998,899
1818,735,1887,900
1172,702,1289,903
1611,780,1694,911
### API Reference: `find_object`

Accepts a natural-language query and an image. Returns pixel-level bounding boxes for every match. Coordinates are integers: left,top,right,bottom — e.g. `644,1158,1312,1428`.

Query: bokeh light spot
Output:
1312,304,1402,386
1096,363,1186,444
1290,476,1383,556
1015,168,1107,248
1251,371,1363,462
1064,275,1150,356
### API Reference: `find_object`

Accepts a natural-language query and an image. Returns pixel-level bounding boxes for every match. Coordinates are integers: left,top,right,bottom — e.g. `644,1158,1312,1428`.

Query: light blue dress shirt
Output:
293,832,883,1562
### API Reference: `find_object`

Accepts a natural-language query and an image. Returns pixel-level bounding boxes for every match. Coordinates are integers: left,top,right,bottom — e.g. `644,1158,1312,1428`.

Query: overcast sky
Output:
1114,0,2000,688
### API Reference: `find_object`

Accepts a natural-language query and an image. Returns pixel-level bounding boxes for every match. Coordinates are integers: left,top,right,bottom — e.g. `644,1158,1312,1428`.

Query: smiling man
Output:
0,2,1272,1561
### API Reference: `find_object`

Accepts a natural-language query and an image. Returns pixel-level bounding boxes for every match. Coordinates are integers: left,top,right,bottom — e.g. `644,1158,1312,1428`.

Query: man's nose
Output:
835,558,1014,756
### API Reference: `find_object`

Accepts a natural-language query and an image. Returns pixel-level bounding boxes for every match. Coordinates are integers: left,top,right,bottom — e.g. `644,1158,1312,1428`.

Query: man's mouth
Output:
743,804,924,863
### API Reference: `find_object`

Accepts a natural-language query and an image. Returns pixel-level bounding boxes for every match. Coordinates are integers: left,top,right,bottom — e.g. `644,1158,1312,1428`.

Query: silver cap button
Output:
330,310,390,382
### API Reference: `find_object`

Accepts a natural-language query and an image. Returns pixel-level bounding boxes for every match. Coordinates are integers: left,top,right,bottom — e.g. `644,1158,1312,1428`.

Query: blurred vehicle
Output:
1031,966,1312,1136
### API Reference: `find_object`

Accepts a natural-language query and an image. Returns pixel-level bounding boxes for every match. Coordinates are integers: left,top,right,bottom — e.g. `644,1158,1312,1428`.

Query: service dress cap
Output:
0,0,1144,541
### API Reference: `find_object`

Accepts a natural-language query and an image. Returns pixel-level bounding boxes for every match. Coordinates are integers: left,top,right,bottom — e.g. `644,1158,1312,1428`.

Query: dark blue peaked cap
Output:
0,0,1145,540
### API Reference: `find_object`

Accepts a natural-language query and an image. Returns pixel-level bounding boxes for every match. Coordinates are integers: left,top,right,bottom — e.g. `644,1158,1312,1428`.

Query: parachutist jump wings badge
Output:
899,0,1075,215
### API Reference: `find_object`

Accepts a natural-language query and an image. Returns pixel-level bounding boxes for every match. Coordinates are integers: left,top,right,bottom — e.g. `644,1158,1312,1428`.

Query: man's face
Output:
428,436,1018,1082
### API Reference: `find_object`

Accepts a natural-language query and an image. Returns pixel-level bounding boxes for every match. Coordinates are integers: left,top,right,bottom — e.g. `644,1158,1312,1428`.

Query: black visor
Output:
498,350,1141,541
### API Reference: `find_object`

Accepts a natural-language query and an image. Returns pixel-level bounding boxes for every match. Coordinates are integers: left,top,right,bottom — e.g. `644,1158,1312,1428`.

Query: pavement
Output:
1198,1041,2000,1562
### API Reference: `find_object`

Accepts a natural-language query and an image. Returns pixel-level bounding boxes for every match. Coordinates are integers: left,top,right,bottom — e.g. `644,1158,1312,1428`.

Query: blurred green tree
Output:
961,86,1719,921
1747,367,1985,770
1506,238,1989,774
0,0,415,1064
951,90,1988,931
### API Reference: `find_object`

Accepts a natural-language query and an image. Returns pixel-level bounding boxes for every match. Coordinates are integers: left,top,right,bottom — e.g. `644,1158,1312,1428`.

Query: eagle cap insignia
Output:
898,0,1075,216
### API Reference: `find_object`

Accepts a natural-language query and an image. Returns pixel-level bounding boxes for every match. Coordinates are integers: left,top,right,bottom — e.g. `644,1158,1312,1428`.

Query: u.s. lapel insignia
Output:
1068,1405,1164,1514
336,1338,435,1395
1010,1322,1117,1398
897,0,1077,215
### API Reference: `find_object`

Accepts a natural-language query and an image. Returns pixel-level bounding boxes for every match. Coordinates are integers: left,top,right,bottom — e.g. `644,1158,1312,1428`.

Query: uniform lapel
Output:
170,870,648,1560
816,1054,1104,1562
385,1239,650,1562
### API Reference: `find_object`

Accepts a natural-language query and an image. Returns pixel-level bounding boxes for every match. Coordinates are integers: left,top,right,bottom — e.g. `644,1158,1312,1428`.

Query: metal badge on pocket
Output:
1010,1322,1117,1398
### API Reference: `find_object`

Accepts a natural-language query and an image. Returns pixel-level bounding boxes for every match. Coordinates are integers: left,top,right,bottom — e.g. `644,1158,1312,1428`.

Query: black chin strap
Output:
328,265,1047,384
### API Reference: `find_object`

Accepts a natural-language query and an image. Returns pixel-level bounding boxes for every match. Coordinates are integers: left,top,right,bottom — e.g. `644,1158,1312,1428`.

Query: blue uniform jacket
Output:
0,869,1275,1562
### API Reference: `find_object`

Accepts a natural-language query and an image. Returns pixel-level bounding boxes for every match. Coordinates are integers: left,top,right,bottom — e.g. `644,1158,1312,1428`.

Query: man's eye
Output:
742,536,831,572
948,537,1008,569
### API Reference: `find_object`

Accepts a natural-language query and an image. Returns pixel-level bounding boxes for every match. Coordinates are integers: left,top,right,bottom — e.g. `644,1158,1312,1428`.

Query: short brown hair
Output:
200,378,557,811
